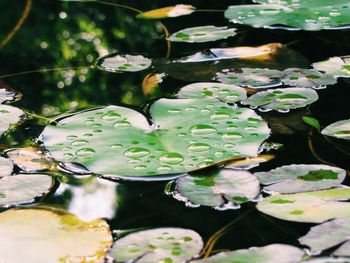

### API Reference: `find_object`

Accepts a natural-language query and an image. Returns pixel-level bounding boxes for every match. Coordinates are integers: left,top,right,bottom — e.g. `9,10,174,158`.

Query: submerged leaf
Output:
95,54,152,73
0,157,13,177
321,119,350,140
281,68,337,88
312,56,350,78
0,105,24,135
109,228,203,263
137,5,196,19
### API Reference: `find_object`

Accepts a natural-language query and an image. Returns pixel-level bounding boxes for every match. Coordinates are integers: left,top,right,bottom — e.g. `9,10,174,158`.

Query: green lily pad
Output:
215,68,283,88
300,217,350,256
177,82,247,103
225,0,350,31
255,164,346,194
40,98,270,179
281,68,337,88
302,258,350,263
321,119,350,140
137,5,196,19
95,54,152,73
191,244,304,263
0,208,112,263
0,157,13,177
169,26,237,43
257,188,350,223
312,56,350,78
172,169,260,209
0,174,53,207
243,88,319,112
0,105,24,135
109,228,203,263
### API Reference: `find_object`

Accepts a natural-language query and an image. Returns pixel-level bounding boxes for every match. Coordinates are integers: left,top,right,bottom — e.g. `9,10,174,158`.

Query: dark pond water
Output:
1,0,350,261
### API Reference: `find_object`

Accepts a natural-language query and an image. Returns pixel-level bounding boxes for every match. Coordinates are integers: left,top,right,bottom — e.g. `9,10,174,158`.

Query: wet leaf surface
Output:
0,105,24,135
95,54,152,73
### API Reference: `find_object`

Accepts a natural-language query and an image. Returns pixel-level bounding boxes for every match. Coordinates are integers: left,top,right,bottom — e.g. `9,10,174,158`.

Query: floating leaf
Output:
303,116,321,130
177,82,247,103
109,228,203,263
256,164,346,194
257,188,350,223
40,98,270,179
225,154,275,169
169,26,237,43
173,169,260,209
0,88,17,104
0,157,13,177
216,68,283,88
137,5,196,19
302,257,350,263
243,88,319,112
0,174,53,207
192,244,304,263
95,54,152,73
321,119,350,140
282,68,337,88
225,1,350,31
0,208,112,262
0,105,24,135
312,56,350,78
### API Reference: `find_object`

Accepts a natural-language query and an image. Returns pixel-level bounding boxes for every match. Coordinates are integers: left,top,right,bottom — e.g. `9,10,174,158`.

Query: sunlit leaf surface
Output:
0,157,13,177
321,119,350,140
0,105,24,135
312,56,350,78
302,257,350,263
0,88,17,104
281,68,337,88
95,54,152,73
137,5,196,19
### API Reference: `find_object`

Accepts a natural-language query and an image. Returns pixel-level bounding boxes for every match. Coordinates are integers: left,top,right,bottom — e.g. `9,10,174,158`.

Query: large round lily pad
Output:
281,68,337,88
255,164,346,194
109,228,203,263
312,56,350,78
0,157,13,177
95,54,152,73
321,119,350,140
0,105,24,135
0,208,112,263
40,98,270,179
257,188,350,223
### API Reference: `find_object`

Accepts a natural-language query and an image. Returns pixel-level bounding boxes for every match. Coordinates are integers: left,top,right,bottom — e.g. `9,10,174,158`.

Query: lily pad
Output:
191,244,304,263
0,105,24,135
243,88,319,112
0,88,17,104
312,56,350,78
109,227,203,263
225,1,350,31
40,98,270,179
257,188,350,223
255,164,346,194
177,82,247,103
137,5,196,19
321,119,350,140
0,157,13,177
300,217,350,256
281,68,337,88
169,26,237,43
95,54,152,73
215,68,283,88
173,169,260,209
0,208,112,263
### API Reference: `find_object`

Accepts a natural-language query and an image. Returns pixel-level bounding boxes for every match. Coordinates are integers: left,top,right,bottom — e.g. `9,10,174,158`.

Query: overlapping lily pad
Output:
256,164,346,194
109,228,203,263
192,244,304,263
169,26,237,43
0,157,13,177
225,0,350,31
177,82,247,103
257,188,350,223
281,68,337,88
0,105,24,135
95,54,152,73
0,208,112,263
243,88,319,112
321,119,350,140
137,5,196,19
40,98,270,179
312,56,350,78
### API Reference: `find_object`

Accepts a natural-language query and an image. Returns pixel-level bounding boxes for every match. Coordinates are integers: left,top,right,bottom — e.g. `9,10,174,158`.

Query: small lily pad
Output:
169,26,237,43
300,217,350,257
215,68,283,88
255,164,346,194
243,88,319,112
0,105,24,135
109,228,203,263
281,68,337,88
0,208,112,263
173,169,260,209
257,188,350,223
95,54,152,73
177,82,247,103
137,5,196,19
0,157,13,177
191,244,304,263
312,56,350,78
321,120,350,140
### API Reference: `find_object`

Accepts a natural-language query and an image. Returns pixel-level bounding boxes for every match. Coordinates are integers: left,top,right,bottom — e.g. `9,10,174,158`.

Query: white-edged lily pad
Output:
95,54,152,73
169,26,237,43
191,244,304,263
109,228,203,263
0,105,24,135
312,56,350,78
281,68,337,88
0,208,112,263
257,188,350,223
321,120,350,140
300,217,350,256
137,5,196,19
177,82,247,103
255,164,346,194
302,258,350,263
0,174,53,207
0,157,13,177
40,98,270,179
243,88,319,112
